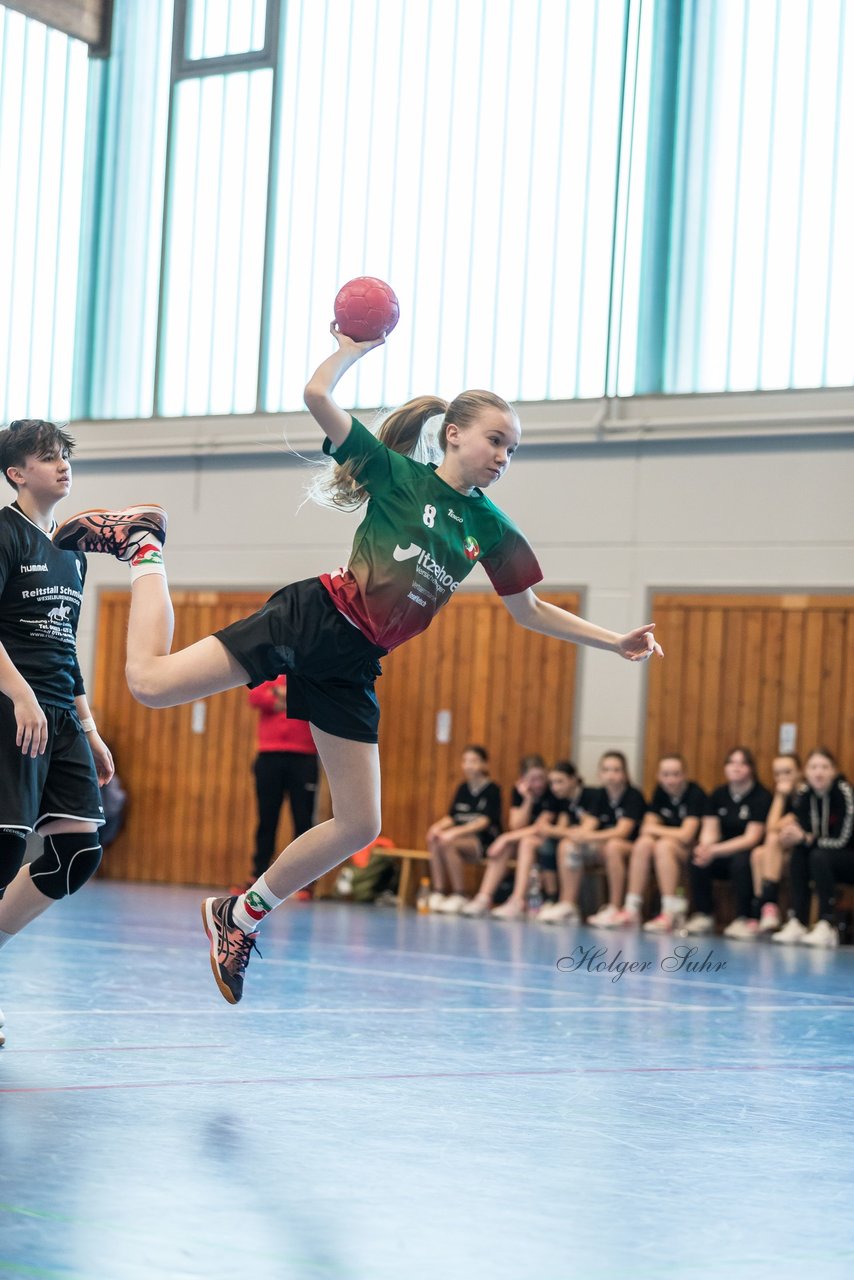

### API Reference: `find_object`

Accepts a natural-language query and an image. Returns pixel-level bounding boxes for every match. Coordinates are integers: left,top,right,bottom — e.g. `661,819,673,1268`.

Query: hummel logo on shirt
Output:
20,563,48,573
393,542,422,562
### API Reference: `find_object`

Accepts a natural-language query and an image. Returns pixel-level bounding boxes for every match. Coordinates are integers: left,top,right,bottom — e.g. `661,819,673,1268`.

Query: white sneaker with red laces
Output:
491,899,526,920
436,893,468,914
53,505,168,561
801,919,839,949
758,903,782,933
587,904,622,929
723,917,760,941
771,917,808,945
537,902,580,925
643,913,674,934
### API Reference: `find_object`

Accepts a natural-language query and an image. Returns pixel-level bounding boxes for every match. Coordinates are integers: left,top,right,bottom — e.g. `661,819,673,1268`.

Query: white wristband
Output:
80,716,97,733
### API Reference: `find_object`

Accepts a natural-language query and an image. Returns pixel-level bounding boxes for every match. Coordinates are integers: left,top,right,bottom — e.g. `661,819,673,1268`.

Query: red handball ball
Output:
333,276,400,342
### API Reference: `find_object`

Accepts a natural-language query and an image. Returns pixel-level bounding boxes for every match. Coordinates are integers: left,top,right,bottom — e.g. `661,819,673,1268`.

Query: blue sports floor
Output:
2,882,853,1280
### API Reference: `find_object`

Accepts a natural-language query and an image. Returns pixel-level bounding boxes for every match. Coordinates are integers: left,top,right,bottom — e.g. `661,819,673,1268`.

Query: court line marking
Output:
3,1061,854,1096
1,1043,228,1054
360,941,854,1003
7,1004,854,1017
24,927,854,1008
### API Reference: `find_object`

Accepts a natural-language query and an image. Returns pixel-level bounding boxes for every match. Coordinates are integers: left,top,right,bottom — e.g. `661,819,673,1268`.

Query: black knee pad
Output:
29,832,103,901
0,829,28,898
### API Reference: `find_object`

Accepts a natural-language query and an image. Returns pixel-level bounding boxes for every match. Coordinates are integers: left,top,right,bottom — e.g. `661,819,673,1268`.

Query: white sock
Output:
624,892,643,914
129,536,166,583
232,873,285,933
0,928,14,949
662,894,683,916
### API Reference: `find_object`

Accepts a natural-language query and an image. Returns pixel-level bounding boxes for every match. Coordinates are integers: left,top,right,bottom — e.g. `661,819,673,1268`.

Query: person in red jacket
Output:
246,677,318,896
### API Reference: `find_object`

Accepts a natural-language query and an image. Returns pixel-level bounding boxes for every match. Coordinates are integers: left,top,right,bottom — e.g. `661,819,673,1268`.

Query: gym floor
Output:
2,883,853,1280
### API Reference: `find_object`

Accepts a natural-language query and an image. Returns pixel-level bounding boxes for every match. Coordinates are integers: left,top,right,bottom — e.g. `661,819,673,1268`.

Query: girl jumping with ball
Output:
53,326,663,1005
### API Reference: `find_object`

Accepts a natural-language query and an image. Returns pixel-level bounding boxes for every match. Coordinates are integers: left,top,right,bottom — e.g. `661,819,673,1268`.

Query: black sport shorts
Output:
0,697,105,832
215,578,388,744
536,837,559,873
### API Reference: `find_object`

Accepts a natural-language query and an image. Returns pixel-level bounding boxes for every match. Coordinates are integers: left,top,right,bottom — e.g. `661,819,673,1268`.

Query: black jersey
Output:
0,504,87,708
590,785,647,840
791,777,854,850
510,786,555,824
650,781,707,827
706,783,772,841
549,786,598,826
450,780,502,840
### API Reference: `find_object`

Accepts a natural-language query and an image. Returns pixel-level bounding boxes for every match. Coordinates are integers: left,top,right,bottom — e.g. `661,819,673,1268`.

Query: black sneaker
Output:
201,895,261,1005
52,505,168,561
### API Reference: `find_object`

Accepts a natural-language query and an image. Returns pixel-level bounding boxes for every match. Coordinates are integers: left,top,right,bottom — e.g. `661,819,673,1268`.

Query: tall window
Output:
264,0,652,412
666,0,854,393
0,7,89,421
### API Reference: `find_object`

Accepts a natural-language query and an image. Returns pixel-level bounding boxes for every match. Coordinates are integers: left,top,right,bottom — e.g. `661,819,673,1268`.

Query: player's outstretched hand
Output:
329,321,387,354
89,733,115,786
14,693,48,757
617,624,664,663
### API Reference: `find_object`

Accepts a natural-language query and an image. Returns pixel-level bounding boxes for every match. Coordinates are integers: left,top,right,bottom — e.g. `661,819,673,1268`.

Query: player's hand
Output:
779,823,805,850
692,844,717,867
88,732,115,785
617,624,664,662
487,835,510,859
329,321,386,355
14,693,48,757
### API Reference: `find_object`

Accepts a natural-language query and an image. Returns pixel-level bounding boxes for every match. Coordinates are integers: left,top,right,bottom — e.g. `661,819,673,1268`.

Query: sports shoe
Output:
460,895,490,917
643,912,675,934
201,895,261,1004
587,904,622,929
491,898,526,920
684,912,716,935
771,916,808,946
428,891,448,912
612,908,640,927
802,919,839,949
758,903,782,933
53,505,168,561
0,1005,5,1049
537,901,580,925
436,893,468,915
723,917,759,941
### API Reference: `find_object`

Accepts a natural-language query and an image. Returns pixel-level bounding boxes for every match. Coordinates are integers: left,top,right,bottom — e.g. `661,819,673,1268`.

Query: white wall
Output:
54,412,854,782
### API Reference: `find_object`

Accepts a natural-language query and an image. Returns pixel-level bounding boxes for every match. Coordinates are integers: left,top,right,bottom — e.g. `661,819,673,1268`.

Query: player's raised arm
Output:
303,324,386,449
501,589,663,661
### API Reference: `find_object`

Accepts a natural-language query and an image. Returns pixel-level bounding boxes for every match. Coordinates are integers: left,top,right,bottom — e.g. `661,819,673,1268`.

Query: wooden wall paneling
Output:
740,610,765,754
758,608,784,770
431,600,460,830
696,607,725,786
799,610,825,756
490,595,511,771
842,615,854,763
718,609,745,754
469,599,494,745
780,610,805,731
642,612,666,792
820,612,846,754
681,607,706,775
645,595,854,796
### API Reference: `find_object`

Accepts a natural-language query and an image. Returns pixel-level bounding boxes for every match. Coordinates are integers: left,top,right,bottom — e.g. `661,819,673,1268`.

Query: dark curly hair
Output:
0,419,75,490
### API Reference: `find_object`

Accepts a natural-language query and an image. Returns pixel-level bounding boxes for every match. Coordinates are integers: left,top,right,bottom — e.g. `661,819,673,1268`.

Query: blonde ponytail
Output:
306,388,516,512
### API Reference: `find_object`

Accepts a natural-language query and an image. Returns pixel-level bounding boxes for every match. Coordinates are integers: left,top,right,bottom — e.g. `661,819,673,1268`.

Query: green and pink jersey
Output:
319,416,543,651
